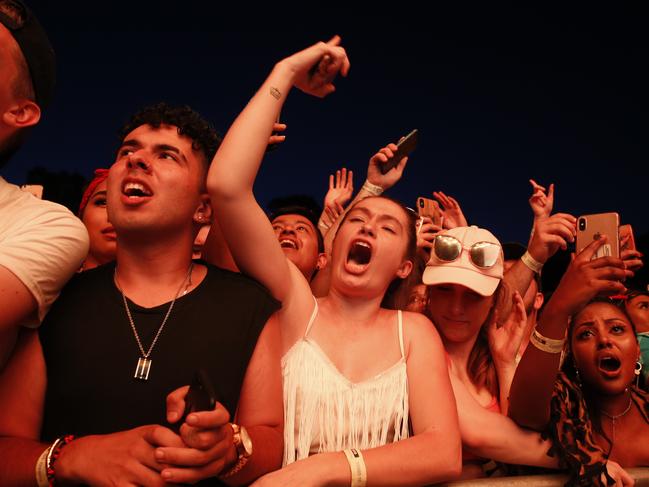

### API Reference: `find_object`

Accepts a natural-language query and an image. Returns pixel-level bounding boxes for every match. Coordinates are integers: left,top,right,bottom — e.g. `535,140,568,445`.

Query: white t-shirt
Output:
0,176,89,325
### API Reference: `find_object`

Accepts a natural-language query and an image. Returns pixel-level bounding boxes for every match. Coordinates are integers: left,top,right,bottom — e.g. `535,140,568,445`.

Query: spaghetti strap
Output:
397,310,405,359
304,296,319,338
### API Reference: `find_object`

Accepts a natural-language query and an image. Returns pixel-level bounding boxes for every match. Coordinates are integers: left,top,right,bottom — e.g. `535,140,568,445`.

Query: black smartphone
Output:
381,129,418,174
181,369,218,423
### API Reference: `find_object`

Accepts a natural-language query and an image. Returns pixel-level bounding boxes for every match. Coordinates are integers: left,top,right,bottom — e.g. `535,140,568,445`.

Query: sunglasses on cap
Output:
433,234,501,269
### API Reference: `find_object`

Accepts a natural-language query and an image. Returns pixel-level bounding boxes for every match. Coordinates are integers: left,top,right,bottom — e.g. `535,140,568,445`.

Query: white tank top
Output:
281,298,409,465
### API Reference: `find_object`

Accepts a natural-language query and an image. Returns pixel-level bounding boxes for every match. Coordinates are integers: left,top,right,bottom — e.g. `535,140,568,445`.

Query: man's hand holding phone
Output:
159,371,237,483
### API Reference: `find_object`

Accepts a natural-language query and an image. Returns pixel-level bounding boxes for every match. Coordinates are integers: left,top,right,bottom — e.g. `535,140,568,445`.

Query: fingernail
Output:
155,449,165,460
162,470,172,480
187,414,198,425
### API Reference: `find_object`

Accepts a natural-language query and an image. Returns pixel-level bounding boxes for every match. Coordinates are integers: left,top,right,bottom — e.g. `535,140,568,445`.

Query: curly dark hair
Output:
117,102,222,169
543,298,649,486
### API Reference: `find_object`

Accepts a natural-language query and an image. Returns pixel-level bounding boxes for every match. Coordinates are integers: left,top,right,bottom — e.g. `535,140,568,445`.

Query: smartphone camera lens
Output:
578,218,586,231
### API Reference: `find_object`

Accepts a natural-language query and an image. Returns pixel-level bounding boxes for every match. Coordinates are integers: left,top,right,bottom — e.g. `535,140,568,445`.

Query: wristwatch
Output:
219,423,253,479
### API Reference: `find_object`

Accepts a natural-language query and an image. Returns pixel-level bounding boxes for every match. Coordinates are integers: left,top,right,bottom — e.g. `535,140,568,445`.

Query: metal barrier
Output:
440,468,649,486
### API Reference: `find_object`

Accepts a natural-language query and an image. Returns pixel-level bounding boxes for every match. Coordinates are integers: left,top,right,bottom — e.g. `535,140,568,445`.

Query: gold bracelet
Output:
34,445,50,487
343,448,367,487
530,327,565,354
361,180,384,196
521,251,543,274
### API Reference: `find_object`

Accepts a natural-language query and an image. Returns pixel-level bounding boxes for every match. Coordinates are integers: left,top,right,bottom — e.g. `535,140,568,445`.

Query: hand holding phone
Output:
417,196,443,227
380,129,418,174
181,369,218,424
576,212,620,259
619,224,636,252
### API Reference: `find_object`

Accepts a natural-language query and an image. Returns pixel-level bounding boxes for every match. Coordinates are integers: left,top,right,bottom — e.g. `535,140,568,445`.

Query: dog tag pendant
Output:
134,357,152,380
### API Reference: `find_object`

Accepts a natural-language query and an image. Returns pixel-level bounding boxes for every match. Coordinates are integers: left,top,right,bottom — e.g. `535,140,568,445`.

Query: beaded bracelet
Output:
46,435,75,485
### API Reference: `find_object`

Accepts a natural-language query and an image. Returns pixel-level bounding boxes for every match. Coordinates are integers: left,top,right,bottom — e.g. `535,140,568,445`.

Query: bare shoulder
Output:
277,261,318,348
399,310,444,353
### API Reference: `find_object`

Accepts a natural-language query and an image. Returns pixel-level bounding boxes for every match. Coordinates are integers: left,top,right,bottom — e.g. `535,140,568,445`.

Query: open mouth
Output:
345,240,372,273
122,181,153,198
598,355,622,374
279,239,298,250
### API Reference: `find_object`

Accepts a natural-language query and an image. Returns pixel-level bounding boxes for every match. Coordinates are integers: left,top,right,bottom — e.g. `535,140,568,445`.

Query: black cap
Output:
267,195,322,231
0,0,56,108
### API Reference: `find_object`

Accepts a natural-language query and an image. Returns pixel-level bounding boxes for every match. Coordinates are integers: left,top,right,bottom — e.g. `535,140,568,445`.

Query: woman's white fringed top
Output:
281,297,410,465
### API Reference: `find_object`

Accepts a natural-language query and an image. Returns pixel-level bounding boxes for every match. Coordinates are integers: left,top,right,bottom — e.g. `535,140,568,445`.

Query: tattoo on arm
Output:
270,87,281,100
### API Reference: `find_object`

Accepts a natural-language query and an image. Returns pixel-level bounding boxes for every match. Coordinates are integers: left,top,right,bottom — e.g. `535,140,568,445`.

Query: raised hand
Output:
548,236,633,318
620,232,644,273
319,201,345,236
281,35,350,98
528,179,554,219
416,216,443,259
433,191,468,229
489,291,528,369
527,212,577,264
366,143,408,191
157,385,236,484
324,168,354,208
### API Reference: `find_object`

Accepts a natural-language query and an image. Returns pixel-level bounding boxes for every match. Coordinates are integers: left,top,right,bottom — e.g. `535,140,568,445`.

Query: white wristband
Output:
530,327,565,354
521,251,543,274
361,179,384,196
343,448,367,487
35,445,50,487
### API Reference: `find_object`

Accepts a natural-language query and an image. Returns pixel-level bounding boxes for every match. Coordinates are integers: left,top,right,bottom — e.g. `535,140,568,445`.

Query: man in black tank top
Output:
0,103,283,486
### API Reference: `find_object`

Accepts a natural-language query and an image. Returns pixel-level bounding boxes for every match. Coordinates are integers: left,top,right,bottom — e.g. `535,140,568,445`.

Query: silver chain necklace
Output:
601,394,633,443
115,263,194,381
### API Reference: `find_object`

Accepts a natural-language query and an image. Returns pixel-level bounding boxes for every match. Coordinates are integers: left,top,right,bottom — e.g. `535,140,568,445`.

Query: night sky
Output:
5,3,647,245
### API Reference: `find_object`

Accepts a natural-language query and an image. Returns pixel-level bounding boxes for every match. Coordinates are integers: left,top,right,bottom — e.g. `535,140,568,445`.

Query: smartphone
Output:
576,212,620,259
417,196,443,226
619,224,636,252
381,129,418,175
181,369,218,423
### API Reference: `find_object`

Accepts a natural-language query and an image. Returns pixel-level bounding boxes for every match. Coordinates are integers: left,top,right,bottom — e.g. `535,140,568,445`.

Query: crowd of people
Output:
0,2,647,486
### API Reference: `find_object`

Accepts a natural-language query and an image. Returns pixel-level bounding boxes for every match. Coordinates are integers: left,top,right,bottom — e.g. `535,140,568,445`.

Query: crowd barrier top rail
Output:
440,468,649,486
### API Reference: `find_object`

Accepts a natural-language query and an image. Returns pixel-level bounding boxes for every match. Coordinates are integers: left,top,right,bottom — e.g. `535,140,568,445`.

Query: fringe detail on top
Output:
282,339,409,466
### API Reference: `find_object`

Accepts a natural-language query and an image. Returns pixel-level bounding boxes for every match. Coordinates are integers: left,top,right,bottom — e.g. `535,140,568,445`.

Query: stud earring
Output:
572,361,582,385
